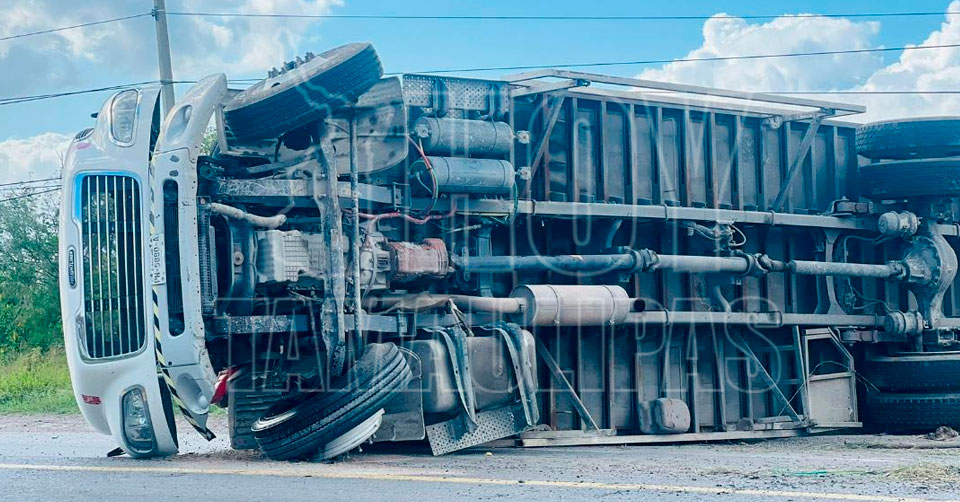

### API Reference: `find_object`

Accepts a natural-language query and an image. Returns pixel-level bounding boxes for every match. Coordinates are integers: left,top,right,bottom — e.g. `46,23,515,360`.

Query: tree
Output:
0,192,61,355
200,125,218,156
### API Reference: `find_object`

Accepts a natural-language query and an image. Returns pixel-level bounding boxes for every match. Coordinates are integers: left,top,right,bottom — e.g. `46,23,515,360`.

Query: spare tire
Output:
863,392,960,432
863,352,960,393
224,42,383,142
857,117,960,160
252,343,411,460
859,158,960,198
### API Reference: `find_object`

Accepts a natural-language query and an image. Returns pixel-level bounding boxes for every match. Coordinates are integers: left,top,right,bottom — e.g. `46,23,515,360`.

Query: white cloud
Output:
0,1,151,95
636,4,960,122
0,0,348,186
0,0,344,96
171,0,344,77
0,132,71,184
638,14,883,93
852,0,960,121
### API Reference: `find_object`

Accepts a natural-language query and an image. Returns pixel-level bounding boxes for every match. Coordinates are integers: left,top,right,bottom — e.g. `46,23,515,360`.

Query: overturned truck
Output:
60,43,960,459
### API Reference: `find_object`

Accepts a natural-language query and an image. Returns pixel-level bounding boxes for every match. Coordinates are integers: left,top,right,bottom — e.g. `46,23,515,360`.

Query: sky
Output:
3,0,960,185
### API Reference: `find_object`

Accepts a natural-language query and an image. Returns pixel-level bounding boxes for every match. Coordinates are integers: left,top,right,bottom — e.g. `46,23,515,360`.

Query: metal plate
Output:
426,404,527,456
373,349,426,442
326,77,408,175
149,234,166,285
403,74,509,114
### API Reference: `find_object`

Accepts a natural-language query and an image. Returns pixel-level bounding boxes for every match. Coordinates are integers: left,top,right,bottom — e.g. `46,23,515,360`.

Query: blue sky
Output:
2,0,960,182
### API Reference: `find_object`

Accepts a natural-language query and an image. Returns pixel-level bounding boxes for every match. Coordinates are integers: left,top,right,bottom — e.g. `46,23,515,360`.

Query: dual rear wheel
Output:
858,117,960,199
862,352,960,432
857,118,960,432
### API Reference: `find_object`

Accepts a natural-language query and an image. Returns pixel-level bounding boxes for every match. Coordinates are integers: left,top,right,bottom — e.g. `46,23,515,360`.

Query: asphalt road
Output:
2,415,960,502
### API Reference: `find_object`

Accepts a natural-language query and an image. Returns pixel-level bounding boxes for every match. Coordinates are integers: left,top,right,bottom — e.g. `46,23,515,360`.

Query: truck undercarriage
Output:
61,43,960,459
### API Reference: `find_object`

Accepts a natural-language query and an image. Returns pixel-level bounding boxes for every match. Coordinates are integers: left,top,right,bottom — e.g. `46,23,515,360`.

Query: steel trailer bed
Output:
394,70,878,444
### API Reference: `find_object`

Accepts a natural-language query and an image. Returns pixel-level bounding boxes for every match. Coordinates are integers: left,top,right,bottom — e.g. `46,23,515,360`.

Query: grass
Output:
886,463,960,484
0,347,230,418
0,347,78,414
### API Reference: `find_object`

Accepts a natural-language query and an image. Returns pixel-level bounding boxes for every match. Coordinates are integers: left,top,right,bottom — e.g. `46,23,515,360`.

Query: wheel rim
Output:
252,408,297,431
316,408,385,460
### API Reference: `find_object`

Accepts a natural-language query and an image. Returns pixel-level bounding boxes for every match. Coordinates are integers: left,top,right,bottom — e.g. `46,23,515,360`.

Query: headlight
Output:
110,89,139,145
122,387,155,453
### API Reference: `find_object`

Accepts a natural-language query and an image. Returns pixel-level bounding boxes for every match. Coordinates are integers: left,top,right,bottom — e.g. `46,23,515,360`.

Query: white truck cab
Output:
59,85,179,457
60,76,228,457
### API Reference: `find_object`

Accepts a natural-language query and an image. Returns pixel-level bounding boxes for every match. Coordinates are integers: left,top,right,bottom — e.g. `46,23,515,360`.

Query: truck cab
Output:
60,86,180,456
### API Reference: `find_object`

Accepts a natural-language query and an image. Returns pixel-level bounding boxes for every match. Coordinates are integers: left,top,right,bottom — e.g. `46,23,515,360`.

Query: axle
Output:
453,249,907,280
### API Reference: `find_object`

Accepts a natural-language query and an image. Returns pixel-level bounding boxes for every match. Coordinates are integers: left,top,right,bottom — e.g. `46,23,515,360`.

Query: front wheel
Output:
252,343,411,460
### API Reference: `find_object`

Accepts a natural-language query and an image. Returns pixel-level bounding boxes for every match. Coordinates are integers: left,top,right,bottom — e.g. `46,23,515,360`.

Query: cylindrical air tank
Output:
413,117,513,157
412,156,515,196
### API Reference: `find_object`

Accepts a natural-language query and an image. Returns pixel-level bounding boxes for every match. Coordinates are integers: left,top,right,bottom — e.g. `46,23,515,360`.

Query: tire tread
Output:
863,392,960,432
863,353,960,392
224,43,382,142
857,118,960,160
252,343,411,460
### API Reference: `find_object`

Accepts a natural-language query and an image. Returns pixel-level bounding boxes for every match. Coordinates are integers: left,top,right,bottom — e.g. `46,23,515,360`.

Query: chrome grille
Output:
79,174,146,359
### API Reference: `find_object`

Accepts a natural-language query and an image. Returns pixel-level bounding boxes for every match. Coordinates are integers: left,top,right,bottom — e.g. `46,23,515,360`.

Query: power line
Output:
5,10,960,49
166,10,960,21
0,12,152,42
0,186,63,195
0,81,159,106
6,9,960,45
6,42,960,105
0,188,60,204
409,42,960,74
0,183,63,193
0,177,62,188
0,182,63,190
0,78,260,105
7,83,960,110
1,8,960,105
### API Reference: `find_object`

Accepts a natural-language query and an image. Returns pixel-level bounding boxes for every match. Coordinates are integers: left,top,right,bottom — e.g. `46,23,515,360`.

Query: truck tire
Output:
228,357,328,450
223,42,383,142
252,343,411,460
863,392,960,432
863,352,960,393
229,390,285,450
227,365,287,450
859,158,960,198
857,118,960,160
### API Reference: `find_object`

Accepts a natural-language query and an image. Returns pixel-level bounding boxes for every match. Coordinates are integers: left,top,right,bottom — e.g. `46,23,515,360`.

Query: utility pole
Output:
153,0,175,116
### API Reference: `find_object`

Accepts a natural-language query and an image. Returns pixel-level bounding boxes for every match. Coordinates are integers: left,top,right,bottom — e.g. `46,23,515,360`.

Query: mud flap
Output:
372,348,426,442
425,322,539,456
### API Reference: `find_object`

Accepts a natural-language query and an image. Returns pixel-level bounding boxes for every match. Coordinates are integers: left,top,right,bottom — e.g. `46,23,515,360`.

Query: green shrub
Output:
0,347,76,414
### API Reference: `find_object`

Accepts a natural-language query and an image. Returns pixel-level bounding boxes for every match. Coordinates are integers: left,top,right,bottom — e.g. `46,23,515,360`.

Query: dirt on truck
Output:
57,42,960,460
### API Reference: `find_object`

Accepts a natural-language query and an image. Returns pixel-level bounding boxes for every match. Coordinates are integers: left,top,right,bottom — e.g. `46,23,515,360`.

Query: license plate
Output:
149,234,166,285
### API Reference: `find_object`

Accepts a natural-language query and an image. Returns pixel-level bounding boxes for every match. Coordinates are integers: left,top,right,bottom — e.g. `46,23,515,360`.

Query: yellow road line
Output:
0,462,953,502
